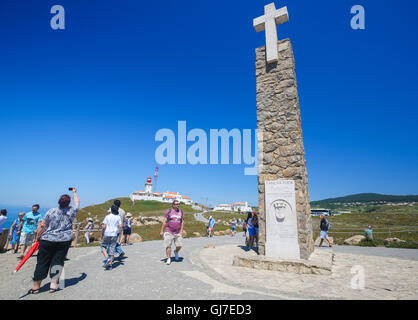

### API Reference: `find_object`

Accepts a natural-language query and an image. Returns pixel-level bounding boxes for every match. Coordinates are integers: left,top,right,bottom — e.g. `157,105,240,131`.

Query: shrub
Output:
386,241,418,249
358,239,385,247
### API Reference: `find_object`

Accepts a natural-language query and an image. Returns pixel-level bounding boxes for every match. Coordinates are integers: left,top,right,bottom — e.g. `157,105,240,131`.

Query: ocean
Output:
0,205,49,230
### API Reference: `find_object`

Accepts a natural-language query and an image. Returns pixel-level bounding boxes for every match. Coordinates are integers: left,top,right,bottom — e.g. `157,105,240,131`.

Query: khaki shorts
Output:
164,232,182,248
20,232,35,245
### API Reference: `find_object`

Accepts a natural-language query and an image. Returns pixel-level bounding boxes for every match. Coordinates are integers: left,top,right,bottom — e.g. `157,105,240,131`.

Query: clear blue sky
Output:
0,0,417,209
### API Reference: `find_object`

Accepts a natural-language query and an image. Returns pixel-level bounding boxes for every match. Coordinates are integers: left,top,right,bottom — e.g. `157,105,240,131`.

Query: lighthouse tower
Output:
145,176,152,194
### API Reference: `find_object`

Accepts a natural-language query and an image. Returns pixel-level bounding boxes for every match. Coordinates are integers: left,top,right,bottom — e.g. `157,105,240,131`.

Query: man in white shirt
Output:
107,200,126,258
0,209,7,252
101,205,122,270
0,209,7,233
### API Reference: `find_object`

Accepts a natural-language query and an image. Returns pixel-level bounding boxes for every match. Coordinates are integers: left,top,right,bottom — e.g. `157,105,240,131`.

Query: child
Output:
122,213,132,245
242,220,247,237
8,212,25,253
208,216,215,237
230,218,237,236
84,218,94,244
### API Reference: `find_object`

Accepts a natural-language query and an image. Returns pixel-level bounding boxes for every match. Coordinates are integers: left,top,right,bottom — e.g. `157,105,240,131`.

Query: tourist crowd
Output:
0,193,265,295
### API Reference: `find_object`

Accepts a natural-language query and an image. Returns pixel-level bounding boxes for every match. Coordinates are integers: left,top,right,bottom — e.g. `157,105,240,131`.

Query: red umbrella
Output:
13,241,39,274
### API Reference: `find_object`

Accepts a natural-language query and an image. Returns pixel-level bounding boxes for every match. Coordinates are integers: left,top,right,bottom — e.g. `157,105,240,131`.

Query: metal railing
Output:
312,226,418,237
72,222,103,246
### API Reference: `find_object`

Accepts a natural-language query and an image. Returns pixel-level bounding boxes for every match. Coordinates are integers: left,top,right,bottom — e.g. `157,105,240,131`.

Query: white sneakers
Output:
166,251,181,265
166,251,180,265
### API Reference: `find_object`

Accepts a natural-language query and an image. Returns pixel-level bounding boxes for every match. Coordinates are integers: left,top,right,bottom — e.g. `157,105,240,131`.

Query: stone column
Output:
256,39,314,260
0,229,9,253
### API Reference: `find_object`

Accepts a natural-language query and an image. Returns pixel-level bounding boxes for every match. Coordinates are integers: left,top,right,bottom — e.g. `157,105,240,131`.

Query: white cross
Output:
253,2,289,64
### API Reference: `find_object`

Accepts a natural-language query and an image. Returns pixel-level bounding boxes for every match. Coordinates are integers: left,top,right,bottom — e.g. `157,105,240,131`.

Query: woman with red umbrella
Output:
27,188,80,294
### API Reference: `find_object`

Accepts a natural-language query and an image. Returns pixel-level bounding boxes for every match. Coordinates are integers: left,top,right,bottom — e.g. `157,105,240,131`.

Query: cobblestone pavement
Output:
198,244,418,300
332,245,418,261
0,233,416,300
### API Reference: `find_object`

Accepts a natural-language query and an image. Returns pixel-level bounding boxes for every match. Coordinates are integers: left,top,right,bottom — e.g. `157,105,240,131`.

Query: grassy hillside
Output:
74,197,418,249
77,197,198,223
311,204,418,247
75,198,205,245
311,193,418,207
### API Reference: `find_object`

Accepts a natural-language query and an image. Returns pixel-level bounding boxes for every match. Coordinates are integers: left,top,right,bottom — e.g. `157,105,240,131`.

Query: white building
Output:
232,202,252,212
213,204,233,211
129,176,194,205
213,202,252,212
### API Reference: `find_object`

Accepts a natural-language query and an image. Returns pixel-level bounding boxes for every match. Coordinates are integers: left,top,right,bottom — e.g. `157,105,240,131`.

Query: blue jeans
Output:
101,236,118,256
115,242,123,255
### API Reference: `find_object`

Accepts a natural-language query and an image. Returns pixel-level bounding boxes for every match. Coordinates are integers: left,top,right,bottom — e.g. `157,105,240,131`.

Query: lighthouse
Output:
145,176,152,194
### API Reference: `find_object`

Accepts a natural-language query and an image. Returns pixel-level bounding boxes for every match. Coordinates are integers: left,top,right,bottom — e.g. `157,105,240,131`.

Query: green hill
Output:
311,193,418,206
76,197,198,224
74,198,239,245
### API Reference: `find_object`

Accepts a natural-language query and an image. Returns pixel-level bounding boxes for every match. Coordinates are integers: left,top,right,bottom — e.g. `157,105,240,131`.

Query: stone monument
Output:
254,2,314,260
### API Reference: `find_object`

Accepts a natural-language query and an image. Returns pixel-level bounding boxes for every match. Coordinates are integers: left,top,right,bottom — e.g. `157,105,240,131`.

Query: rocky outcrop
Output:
344,235,365,245
0,229,9,253
129,233,143,243
384,238,406,245
132,216,164,226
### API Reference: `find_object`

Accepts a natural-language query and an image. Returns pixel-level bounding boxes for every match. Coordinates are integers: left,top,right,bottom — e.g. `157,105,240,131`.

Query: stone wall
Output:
256,39,314,260
0,229,9,253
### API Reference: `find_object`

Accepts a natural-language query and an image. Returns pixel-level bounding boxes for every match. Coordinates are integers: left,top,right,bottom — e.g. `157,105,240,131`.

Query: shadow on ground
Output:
18,272,87,299
237,245,258,254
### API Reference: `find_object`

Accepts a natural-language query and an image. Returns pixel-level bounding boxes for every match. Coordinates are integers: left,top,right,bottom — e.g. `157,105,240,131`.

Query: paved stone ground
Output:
0,233,417,300
193,211,209,223
199,244,418,300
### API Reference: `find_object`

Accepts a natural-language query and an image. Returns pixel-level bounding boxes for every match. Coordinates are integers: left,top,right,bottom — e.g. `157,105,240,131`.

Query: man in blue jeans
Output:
101,205,122,270
107,200,126,259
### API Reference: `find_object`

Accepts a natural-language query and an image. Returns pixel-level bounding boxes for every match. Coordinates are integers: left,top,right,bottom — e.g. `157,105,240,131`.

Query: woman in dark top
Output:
28,188,80,294
252,213,259,250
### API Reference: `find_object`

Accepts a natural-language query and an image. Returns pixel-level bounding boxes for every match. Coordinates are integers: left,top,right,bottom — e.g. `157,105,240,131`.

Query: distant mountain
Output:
311,193,418,206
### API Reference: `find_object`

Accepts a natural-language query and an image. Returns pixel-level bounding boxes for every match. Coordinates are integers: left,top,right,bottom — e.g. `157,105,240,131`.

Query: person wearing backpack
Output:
207,216,215,237
160,200,184,265
122,213,133,245
319,214,332,247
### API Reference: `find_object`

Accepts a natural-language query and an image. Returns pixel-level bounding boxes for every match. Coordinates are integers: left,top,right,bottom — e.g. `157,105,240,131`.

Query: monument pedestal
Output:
233,248,333,275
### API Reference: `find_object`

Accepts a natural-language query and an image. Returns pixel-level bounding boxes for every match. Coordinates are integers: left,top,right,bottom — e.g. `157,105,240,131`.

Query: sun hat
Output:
126,213,132,217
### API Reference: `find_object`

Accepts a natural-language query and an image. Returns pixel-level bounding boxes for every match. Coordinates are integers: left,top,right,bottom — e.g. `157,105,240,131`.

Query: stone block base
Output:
232,249,333,275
